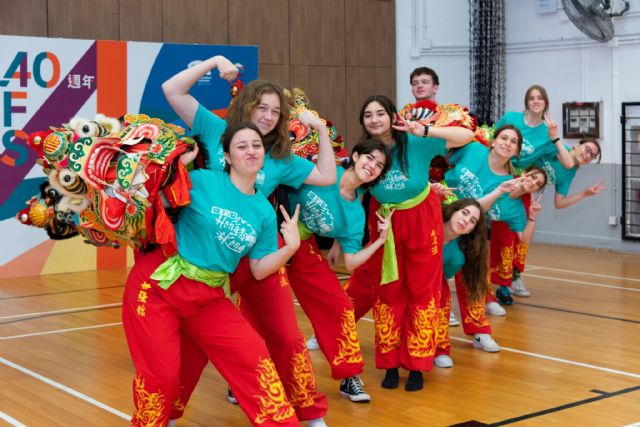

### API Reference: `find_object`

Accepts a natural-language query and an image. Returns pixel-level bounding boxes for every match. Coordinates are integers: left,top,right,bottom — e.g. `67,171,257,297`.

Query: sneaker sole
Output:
472,342,500,353
339,391,371,402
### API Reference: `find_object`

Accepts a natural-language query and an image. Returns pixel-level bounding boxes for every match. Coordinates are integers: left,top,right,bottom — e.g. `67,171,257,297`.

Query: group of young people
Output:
119,57,605,426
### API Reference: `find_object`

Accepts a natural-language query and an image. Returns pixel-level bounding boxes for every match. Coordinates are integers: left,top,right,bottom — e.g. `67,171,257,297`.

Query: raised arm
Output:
342,210,394,272
521,193,542,244
545,115,575,169
392,115,474,149
553,180,607,209
162,55,238,129
249,205,301,280
476,178,521,212
300,111,337,186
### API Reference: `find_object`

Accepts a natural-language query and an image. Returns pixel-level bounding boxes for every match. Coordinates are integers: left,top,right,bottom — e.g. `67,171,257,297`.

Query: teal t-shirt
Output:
488,194,527,232
445,142,512,199
174,170,277,272
289,168,364,254
496,111,556,169
534,145,577,196
443,239,465,279
191,105,315,196
370,134,447,203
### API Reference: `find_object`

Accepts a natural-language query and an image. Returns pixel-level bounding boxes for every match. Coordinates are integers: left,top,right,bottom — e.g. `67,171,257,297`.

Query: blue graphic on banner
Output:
139,44,258,124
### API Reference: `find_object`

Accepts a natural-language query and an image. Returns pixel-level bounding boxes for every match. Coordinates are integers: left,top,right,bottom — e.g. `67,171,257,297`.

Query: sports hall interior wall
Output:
395,0,640,253
0,0,396,151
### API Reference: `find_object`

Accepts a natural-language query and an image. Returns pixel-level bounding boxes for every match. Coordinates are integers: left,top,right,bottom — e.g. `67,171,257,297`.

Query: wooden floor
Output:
1,243,639,427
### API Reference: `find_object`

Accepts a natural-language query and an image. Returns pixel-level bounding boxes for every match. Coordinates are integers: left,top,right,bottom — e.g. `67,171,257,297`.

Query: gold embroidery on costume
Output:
278,267,290,288
289,348,317,408
308,242,324,262
407,297,438,358
464,300,490,327
373,298,401,354
431,229,439,255
172,389,185,412
332,309,364,366
515,242,528,265
254,358,296,424
492,246,514,280
132,373,165,426
436,297,450,349
136,281,152,317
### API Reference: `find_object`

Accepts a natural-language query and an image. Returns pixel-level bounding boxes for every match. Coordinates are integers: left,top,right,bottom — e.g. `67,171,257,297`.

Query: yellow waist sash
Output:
297,222,314,241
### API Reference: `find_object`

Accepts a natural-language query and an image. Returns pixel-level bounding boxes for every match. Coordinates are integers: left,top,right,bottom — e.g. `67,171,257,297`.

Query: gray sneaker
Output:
306,335,320,350
511,276,531,297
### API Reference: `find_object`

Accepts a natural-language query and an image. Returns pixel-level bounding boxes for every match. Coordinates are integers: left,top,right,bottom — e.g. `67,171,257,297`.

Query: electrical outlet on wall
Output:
608,215,618,226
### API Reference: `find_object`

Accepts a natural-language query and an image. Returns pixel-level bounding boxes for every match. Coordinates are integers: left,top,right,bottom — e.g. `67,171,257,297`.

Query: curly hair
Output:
225,80,291,159
442,198,488,302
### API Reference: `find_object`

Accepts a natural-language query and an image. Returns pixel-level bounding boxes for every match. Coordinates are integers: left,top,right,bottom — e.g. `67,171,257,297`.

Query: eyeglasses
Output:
584,145,599,160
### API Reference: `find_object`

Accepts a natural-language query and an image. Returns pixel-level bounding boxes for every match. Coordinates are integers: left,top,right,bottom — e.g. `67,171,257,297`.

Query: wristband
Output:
551,137,560,144
528,218,536,222
424,125,430,136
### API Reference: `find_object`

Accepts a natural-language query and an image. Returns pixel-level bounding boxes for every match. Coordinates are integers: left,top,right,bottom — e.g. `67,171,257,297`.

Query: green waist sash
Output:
297,222,314,241
151,254,230,297
379,183,431,285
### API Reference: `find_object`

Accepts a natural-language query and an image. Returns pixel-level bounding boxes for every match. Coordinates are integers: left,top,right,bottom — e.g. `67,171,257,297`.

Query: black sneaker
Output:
405,370,423,392
227,387,238,404
381,368,399,389
496,286,514,305
339,376,371,402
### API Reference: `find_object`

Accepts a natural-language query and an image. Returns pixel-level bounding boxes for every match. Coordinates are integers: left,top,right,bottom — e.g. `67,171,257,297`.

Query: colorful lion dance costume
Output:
16,114,194,254
286,87,346,162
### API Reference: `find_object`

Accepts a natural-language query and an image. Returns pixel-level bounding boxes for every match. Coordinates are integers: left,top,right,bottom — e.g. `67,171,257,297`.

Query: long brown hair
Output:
225,80,291,159
524,84,549,116
442,198,488,302
491,124,523,174
358,95,409,174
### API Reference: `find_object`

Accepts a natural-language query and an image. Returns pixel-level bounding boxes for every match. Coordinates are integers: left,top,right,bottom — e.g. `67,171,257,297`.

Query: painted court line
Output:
526,264,640,282
522,273,640,292
355,314,640,380
0,303,122,321
0,411,27,427
1,322,122,340
0,355,129,421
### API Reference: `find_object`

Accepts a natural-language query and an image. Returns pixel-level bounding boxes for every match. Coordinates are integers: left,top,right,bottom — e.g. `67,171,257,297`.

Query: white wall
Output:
396,0,640,252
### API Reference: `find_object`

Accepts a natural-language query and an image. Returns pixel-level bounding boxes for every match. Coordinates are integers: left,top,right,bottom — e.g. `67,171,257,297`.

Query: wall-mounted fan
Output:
562,0,630,42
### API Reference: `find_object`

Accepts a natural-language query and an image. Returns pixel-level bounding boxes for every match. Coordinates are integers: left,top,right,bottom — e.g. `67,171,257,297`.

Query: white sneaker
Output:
485,301,506,316
449,311,460,326
511,276,531,297
434,354,453,368
306,335,319,350
473,334,501,352
308,417,328,427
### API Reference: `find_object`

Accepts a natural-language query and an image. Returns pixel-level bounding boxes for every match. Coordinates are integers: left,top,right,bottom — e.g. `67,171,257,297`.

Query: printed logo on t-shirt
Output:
255,170,266,188
521,138,534,156
216,147,226,169
457,167,483,198
381,170,408,191
210,206,257,253
302,191,334,233
488,203,501,221
541,160,556,185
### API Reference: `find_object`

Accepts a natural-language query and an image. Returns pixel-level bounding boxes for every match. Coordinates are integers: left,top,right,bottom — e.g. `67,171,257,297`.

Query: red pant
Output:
490,221,516,286
435,276,451,356
122,248,298,427
171,256,327,421
347,192,443,371
288,238,364,379
454,272,492,335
